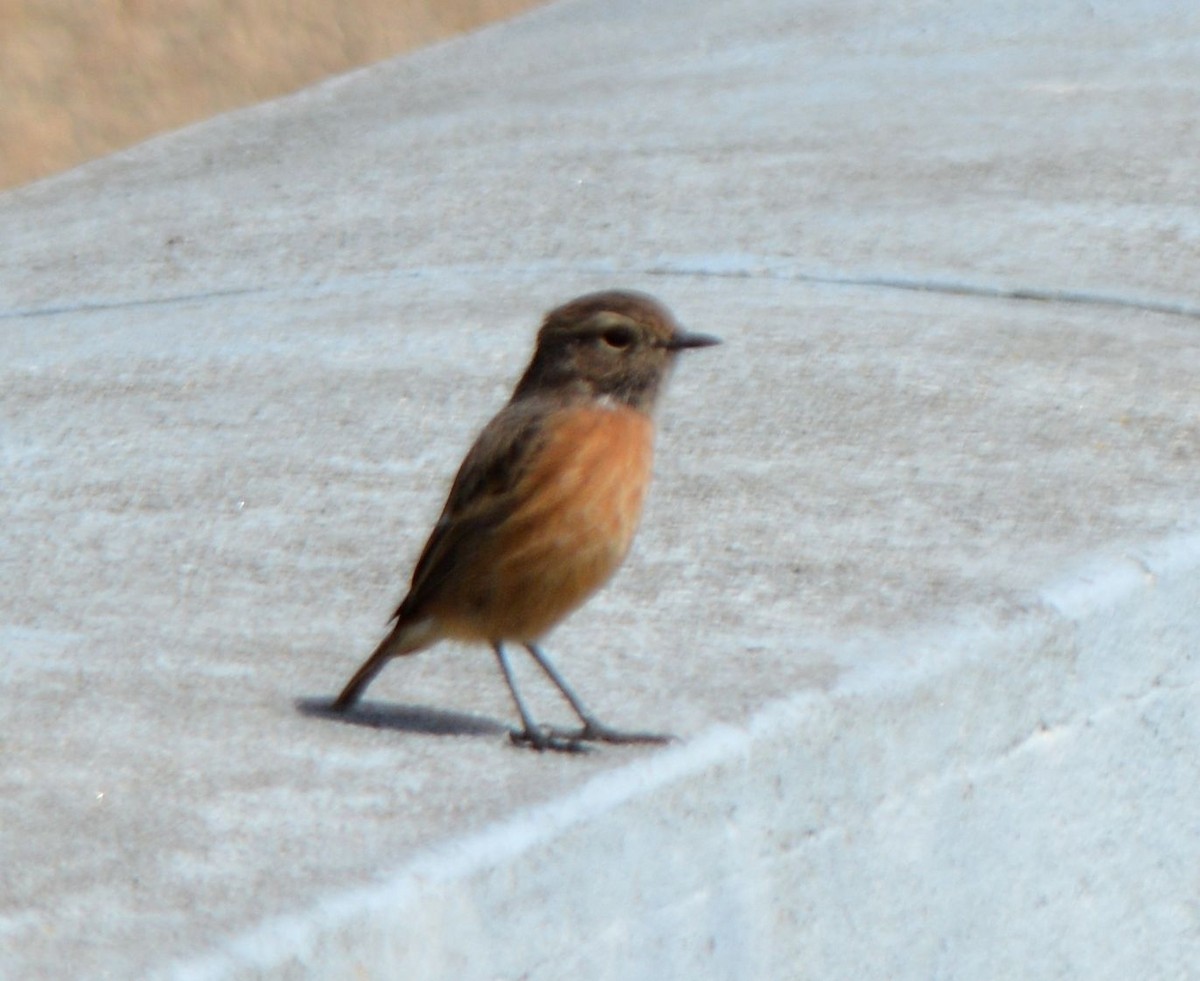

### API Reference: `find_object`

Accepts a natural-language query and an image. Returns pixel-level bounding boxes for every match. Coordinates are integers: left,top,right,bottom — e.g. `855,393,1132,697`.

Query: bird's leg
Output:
332,647,391,711
492,642,587,753
522,643,675,745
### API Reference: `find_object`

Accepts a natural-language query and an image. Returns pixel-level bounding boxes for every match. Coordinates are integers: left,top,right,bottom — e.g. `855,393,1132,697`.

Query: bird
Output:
331,289,719,751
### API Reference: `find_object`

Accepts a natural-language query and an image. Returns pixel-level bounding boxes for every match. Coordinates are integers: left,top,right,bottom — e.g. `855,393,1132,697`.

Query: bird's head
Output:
513,290,719,411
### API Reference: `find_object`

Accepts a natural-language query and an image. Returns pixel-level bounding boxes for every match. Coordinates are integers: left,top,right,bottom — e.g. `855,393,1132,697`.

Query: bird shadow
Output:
295,696,510,738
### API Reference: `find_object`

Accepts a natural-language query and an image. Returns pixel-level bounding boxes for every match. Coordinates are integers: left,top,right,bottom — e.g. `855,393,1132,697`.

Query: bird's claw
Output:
509,722,675,752
509,725,591,753
575,722,676,745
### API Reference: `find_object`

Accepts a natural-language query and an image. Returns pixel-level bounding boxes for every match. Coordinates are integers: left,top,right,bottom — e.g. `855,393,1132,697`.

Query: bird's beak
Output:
665,329,721,351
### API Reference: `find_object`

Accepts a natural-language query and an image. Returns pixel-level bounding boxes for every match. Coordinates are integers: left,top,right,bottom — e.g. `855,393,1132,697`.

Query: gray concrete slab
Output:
3,0,1199,976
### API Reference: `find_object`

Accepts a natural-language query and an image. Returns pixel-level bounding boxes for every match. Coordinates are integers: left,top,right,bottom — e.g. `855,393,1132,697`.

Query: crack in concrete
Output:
4,261,1199,323
641,262,1200,322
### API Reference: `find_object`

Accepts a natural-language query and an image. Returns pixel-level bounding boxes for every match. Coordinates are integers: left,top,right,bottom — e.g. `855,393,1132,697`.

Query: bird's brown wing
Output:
391,399,550,623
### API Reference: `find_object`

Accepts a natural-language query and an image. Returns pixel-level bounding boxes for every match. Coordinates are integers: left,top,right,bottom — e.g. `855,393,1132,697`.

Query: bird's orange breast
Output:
432,403,655,643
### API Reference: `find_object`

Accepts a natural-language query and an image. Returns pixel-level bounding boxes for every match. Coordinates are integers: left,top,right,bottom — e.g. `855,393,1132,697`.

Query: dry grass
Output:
0,0,545,190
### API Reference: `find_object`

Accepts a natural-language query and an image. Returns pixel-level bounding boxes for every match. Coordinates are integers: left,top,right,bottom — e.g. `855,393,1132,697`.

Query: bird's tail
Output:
332,617,439,711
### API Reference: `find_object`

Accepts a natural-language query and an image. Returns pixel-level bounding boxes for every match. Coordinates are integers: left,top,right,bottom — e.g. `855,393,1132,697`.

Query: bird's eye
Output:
601,326,636,349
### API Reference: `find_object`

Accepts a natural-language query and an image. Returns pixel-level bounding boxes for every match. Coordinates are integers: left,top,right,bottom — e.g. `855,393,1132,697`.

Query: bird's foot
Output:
508,725,591,754
509,721,674,751
574,721,676,746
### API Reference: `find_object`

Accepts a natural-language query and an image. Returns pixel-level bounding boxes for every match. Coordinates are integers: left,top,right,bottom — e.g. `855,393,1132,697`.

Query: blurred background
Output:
0,0,545,190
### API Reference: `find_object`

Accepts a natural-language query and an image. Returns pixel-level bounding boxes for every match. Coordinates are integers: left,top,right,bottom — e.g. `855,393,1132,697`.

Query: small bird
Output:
332,289,719,751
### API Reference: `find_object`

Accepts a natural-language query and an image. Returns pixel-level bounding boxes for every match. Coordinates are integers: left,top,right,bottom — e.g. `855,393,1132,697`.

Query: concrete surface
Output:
3,0,1199,977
